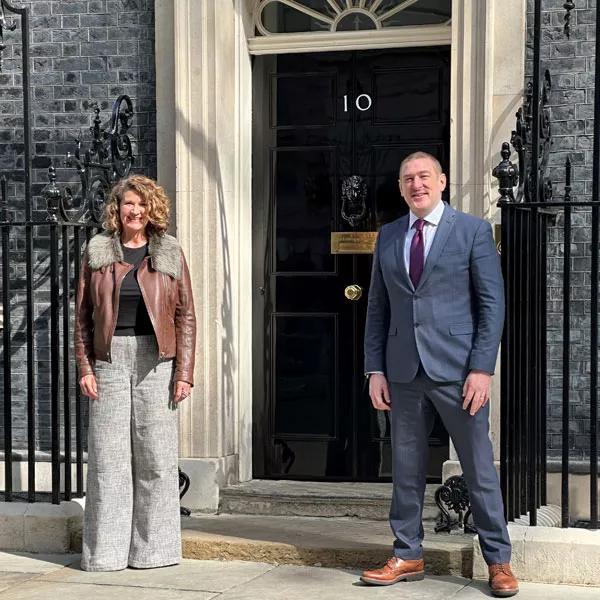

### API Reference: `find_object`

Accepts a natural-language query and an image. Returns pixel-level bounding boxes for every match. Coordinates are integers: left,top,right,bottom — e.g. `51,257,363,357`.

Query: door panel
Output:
272,73,338,128
253,48,451,481
273,314,338,437
273,147,336,274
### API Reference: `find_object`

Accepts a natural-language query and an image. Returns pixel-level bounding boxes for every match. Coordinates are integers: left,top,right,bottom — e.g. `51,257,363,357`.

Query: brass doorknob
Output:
345,284,363,301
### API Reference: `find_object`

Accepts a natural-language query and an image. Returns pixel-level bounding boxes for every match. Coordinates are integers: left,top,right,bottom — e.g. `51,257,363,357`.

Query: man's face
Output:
399,157,447,218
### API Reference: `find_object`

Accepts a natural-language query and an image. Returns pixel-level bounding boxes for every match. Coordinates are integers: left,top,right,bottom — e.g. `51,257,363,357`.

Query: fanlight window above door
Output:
255,0,452,36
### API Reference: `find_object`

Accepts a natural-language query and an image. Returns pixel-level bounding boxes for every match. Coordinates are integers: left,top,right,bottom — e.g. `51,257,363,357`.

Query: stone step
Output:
218,480,441,521
182,513,474,577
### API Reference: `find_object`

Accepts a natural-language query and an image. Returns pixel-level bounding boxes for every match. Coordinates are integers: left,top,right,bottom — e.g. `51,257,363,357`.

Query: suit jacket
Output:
364,203,505,383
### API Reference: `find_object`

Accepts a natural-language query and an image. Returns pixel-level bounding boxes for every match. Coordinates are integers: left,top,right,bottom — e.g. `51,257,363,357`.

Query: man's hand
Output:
462,370,491,416
79,374,98,399
369,373,391,411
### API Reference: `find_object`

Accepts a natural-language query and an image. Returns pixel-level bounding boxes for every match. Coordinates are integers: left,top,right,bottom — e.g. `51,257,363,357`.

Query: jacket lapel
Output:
391,215,413,290
417,203,456,290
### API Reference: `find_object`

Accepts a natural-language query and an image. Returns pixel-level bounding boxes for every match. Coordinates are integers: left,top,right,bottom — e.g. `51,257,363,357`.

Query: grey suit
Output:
365,202,511,565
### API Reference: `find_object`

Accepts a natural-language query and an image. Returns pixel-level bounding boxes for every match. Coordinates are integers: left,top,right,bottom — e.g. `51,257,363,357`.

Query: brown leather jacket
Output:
74,232,196,385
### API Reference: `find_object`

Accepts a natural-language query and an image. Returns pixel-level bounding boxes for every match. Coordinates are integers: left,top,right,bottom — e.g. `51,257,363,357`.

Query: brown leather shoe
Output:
489,564,519,597
360,557,425,586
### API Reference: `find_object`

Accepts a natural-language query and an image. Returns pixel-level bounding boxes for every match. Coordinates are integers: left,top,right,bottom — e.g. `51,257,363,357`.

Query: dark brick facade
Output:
0,0,156,453
528,1,598,461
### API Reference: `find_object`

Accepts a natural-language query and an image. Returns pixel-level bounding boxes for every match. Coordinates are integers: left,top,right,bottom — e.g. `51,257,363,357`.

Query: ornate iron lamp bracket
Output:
43,95,135,225
434,474,476,534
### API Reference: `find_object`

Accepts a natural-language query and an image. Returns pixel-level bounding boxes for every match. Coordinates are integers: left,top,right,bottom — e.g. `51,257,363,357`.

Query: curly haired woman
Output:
74,175,196,571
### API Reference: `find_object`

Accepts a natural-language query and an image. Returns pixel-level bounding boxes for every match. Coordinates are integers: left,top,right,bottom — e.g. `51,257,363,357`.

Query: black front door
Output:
252,48,451,481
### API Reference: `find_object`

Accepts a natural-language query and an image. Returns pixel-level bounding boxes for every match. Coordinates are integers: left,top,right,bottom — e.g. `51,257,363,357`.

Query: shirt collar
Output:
409,200,445,229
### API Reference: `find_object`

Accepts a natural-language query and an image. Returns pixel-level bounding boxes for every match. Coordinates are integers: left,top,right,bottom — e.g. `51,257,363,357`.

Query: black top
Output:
114,243,155,337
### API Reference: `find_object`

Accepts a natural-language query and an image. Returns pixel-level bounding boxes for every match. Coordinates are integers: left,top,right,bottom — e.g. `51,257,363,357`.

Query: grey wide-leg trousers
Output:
389,367,511,566
81,335,181,572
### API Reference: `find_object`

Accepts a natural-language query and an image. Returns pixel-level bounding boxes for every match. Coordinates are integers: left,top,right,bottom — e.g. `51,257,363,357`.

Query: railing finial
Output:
44,166,61,222
493,142,518,202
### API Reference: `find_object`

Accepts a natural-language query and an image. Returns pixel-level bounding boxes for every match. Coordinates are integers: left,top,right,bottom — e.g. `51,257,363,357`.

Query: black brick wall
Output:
0,0,156,454
529,1,597,461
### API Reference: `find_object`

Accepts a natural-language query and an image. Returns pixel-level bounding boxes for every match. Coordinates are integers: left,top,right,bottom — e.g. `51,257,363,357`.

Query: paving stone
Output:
40,559,275,593
454,578,600,599
0,581,216,600
217,566,469,600
0,572,39,593
0,552,78,573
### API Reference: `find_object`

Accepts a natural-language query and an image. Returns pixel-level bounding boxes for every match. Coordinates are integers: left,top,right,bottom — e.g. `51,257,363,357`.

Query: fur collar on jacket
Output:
86,231,182,279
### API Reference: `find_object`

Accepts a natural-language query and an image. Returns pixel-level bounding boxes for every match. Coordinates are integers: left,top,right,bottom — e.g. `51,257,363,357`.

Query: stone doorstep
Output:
218,481,440,521
181,514,474,578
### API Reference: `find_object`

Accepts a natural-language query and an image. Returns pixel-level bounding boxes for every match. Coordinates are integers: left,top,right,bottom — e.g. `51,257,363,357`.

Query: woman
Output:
74,175,196,571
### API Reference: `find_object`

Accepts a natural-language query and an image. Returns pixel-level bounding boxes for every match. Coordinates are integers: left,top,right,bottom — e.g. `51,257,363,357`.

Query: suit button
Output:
414,323,421,328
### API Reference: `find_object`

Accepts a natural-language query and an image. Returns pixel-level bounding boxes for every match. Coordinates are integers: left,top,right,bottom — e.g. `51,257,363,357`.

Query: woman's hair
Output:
103,175,170,236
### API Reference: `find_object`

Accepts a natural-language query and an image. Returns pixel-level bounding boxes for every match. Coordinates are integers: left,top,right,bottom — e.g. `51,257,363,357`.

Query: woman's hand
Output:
174,380,192,403
79,374,98,399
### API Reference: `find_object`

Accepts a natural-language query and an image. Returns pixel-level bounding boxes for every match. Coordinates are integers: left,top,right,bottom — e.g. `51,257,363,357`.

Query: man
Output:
361,152,518,597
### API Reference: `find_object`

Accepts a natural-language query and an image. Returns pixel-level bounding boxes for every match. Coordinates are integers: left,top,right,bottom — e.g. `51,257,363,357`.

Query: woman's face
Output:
120,190,148,236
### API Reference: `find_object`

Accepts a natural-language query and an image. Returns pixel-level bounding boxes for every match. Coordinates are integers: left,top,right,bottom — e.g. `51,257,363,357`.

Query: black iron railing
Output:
0,94,134,504
0,1,194,510
493,0,599,529
0,0,136,505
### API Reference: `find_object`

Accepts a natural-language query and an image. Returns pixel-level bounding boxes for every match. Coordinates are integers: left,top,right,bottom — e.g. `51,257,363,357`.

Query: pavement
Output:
0,552,599,599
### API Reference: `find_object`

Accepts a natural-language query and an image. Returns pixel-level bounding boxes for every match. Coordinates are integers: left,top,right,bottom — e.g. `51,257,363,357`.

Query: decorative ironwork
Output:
341,174,367,228
0,1,17,73
434,474,476,534
492,70,553,204
179,468,191,516
43,95,135,224
492,143,518,202
44,166,61,223
564,1,575,39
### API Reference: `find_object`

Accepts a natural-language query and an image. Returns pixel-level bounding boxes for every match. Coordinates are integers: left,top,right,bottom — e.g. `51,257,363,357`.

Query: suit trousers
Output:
389,368,511,565
81,335,181,572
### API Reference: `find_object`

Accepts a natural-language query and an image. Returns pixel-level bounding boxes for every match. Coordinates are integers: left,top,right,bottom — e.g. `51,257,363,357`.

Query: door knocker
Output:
341,175,367,229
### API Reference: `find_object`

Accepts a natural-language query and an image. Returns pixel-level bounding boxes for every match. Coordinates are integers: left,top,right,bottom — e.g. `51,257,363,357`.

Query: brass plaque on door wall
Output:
331,232,378,254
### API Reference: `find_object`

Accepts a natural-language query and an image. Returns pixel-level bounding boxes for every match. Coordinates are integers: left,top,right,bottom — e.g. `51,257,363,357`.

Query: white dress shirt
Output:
403,200,445,274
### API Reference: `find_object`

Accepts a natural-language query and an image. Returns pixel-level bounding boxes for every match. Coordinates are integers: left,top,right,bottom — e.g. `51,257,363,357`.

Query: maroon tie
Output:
409,219,425,288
